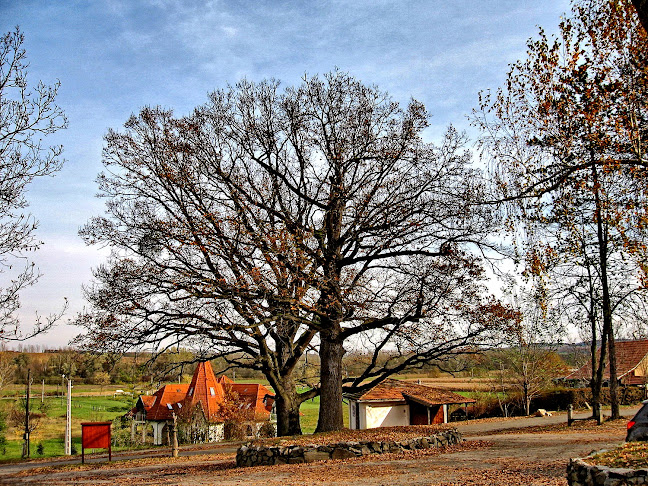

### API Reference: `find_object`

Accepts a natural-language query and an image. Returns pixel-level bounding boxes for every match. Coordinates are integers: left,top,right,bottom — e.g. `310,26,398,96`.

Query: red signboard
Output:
81,422,112,463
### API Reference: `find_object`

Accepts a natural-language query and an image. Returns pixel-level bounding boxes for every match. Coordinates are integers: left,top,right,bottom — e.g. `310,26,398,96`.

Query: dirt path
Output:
0,409,637,485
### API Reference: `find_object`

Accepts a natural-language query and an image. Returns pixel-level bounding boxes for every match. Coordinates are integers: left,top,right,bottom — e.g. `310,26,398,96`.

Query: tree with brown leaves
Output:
474,0,648,419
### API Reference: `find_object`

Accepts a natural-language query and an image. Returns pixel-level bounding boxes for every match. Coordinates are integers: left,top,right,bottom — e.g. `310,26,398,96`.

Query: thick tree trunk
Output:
269,371,304,437
315,332,345,432
274,393,303,437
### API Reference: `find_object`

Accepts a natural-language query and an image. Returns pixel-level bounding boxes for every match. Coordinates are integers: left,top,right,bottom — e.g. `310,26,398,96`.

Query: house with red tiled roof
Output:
564,339,648,386
131,361,275,445
345,379,475,430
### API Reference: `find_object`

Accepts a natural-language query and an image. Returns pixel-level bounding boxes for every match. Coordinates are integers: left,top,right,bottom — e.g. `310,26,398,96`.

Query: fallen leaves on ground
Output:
485,418,628,436
14,452,236,477
587,441,648,469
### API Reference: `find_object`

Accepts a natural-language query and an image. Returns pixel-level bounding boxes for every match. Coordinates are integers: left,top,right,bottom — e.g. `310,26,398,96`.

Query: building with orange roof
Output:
564,339,648,386
345,379,475,430
131,361,275,445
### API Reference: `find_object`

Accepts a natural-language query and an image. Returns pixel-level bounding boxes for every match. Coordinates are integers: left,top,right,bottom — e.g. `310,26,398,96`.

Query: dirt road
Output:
0,409,637,486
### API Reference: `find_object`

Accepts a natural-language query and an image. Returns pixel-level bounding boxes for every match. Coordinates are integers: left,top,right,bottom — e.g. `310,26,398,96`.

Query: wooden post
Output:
171,412,179,458
567,405,573,426
41,379,44,403
597,404,604,425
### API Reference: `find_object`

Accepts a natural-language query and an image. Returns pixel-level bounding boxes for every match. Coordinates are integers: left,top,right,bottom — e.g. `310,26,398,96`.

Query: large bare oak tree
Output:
77,72,515,434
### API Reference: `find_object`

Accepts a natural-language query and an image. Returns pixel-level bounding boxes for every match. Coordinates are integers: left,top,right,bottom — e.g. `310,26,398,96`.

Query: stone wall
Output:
236,429,462,467
567,457,648,485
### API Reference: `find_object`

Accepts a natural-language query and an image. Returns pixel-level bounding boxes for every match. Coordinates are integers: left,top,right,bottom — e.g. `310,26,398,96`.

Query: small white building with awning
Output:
345,379,475,430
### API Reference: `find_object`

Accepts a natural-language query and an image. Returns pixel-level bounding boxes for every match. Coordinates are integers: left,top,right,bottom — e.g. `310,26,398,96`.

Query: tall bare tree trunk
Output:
315,330,345,432
592,162,619,420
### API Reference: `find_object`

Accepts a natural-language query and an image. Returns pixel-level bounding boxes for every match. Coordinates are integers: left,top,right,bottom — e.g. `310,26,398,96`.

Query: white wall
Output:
363,403,409,429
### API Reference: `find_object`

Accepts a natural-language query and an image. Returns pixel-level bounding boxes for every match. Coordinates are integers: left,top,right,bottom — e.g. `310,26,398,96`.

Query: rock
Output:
332,448,357,460
287,457,305,464
304,450,331,463
368,441,382,453
288,446,304,458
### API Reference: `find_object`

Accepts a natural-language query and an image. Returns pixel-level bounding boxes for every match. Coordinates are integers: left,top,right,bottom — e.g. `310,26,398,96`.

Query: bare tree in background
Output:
0,27,68,340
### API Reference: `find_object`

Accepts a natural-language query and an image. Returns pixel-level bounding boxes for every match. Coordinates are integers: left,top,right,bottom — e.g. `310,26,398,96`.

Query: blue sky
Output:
0,0,570,348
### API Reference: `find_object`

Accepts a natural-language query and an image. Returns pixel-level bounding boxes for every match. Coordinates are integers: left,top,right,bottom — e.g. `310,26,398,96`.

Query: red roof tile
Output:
140,395,156,412
230,383,274,418
350,379,475,405
182,361,225,422
565,340,648,384
217,375,234,385
145,384,190,421
137,364,275,424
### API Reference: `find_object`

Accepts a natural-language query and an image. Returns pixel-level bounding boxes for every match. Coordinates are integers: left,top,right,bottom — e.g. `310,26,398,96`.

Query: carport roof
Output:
346,379,476,406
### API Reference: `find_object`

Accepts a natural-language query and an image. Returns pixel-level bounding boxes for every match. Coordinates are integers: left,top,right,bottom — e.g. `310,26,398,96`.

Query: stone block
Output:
304,450,331,463
332,448,358,460
368,441,382,453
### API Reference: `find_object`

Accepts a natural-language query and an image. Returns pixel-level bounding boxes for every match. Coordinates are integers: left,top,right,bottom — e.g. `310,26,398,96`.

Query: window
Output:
177,403,182,409
167,404,173,410
210,387,215,396
188,387,193,396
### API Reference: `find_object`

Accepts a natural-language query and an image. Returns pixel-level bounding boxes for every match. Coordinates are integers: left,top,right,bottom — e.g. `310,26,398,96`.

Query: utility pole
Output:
64,376,72,455
22,369,31,459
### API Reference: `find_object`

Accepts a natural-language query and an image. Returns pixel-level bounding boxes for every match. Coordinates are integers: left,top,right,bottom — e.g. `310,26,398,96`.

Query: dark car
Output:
626,399,648,441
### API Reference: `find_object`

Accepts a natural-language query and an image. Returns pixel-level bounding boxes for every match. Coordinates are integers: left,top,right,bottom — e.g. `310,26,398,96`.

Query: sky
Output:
0,0,571,348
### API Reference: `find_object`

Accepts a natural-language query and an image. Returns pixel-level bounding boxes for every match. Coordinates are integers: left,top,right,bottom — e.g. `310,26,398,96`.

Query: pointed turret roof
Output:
183,361,225,422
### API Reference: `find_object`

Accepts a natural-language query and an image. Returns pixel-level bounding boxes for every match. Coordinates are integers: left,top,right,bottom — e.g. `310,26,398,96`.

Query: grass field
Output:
0,395,134,460
0,387,349,460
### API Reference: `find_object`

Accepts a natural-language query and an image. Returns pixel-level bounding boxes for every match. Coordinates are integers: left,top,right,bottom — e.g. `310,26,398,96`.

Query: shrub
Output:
111,419,144,448
223,421,245,441
36,443,44,455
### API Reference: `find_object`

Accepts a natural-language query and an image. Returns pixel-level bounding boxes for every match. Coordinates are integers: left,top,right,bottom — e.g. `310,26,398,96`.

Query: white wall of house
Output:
350,401,409,429
348,400,452,429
